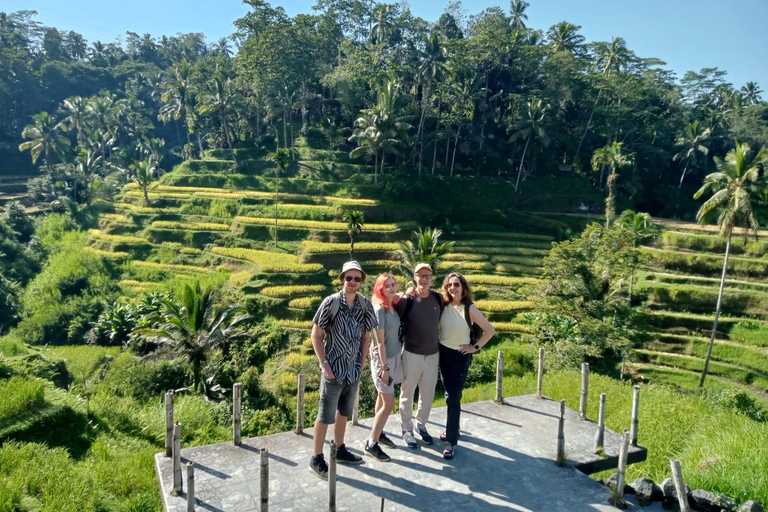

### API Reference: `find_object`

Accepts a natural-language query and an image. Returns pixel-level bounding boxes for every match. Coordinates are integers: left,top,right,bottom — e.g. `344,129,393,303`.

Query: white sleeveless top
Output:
439,303,471,351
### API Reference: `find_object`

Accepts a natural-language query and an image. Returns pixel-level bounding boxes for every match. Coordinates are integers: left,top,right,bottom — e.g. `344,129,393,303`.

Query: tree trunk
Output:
283,110,288,150
700,231,731,387
450,126,461,177
605,168,617,227
479,73,489,152
574,87,603,163
374,152,378,186
274,170,279,246
417,83,431,179
222,112,231,149
675,161,689,216
432,92,442,175
380,151,385,184
514,135,531,193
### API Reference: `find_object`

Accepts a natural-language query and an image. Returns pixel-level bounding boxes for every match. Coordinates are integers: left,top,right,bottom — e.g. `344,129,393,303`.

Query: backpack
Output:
398,290,444,343
323,292,369,341
463,301,483,345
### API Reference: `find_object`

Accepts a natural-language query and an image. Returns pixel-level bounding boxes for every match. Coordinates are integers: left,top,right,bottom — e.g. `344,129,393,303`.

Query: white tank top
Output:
439,303,471,351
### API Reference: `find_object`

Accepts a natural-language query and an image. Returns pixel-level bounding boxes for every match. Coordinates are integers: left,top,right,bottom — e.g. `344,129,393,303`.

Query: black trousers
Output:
439,344,472,445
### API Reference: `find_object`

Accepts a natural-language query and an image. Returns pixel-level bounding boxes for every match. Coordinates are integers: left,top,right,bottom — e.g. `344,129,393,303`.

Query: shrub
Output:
260,285,326,298
211,247,324,273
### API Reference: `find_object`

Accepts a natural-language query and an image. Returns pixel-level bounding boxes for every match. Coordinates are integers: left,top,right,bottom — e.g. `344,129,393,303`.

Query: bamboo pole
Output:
233,382,242,446
556,399,566,466
260,449,269,512
352,385,360,426
630,385,640,447
536,347,544,399
172,423,182,495
670,459,690,512
594,393,606,453
165,390,174,457
296,372,305,434
610,429,630,505
579,362,589,419
328,441,337,512
495,350,504,404
186,462,195,512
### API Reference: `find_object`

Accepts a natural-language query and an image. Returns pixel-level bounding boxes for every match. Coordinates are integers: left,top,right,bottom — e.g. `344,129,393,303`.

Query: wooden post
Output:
186,462,195,512
630,385,640,447
296,373,305,434
172,423,182,495
594,393,606,453
494,350,504,404
165,390,174,457
328,441,337,512
556,399,566,466
611,429,630,505
536,347,544,399
579,362,589,419
233,382,242,446
352,385,360,426
670,459,690,512
260,448,269,512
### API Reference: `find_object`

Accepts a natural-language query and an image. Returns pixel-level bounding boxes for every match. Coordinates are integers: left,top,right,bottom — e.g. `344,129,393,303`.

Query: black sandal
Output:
443,442,454,459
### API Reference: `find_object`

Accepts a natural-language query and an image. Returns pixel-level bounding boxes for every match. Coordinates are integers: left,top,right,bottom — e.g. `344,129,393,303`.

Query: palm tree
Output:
60,96,90,145
86,94,118,164
673,120,711,211
138,281,252,394
392,227,456,282
446,75,483,177
510,96,550,193
693,142,768,387
73,149,103,205
267,148,291,245
547,21,585,54
343,210,365,258
417,31,448,177
509,0,529,30
131,157,158,205
591,142,635,226
617,210,658,300
159,59,192,155
19,112,71,168
198,76,242,149
741,82,763,106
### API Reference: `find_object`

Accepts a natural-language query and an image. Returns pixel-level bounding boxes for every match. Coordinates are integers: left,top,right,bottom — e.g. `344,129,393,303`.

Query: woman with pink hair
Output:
364,273,403,462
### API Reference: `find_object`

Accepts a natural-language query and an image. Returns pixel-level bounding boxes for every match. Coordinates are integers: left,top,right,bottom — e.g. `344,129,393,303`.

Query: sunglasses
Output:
416,274,433,280
448,282,461,288
344,276,362,282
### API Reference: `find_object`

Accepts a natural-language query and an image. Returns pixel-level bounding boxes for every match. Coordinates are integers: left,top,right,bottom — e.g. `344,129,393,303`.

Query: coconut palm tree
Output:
417,31,448,177
137,281,252,394
392,227,456,282
267,147,291,245
693,142,768,387
547,21,585,54
19,112,71,168
673,120,711,212
591,142,635,226
73,148,103,205
198,75,242,149
617,210,658,300
60,96,90,145
131,157,158,205
741,82,763,106
510,96,550,193
509,0,529,30
159,59,193,154
343,209,365,258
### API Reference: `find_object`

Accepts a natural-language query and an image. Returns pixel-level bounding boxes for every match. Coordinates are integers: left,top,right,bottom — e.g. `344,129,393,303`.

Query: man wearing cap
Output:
309,260,378,479
396,262,444,448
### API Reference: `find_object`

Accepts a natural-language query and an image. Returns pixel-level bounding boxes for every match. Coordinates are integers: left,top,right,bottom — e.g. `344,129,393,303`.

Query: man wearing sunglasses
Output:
396,262,444,449
309,260,377,479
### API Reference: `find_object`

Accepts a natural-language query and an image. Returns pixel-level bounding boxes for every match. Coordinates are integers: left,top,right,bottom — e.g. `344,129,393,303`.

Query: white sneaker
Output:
402,430,418,449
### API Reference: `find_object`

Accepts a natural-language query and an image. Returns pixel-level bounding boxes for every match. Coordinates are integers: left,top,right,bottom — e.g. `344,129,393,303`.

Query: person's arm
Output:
361,330,370,373
459,304,496,355
311,323,335,379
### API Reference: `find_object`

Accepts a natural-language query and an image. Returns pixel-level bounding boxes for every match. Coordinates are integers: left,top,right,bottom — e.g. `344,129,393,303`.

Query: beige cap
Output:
413,263,433,274
339,260,367,281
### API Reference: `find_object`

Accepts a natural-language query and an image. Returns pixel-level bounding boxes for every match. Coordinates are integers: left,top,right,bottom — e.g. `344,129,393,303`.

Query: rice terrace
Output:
1,1,768,511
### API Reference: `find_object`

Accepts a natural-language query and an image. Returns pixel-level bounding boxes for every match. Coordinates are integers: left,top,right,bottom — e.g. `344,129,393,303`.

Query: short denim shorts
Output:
317,375,360,425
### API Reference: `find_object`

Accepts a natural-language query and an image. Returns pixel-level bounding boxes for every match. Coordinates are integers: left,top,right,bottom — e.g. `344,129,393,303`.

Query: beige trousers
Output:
399,349,440,433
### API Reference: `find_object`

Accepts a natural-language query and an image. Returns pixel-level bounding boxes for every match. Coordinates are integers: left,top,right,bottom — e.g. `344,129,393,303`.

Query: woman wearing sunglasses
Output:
364,273,404,462
438,272,495,459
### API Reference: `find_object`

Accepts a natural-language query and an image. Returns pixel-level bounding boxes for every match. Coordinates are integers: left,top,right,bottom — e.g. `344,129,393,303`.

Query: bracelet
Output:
382,365,390,371
321,359,329,365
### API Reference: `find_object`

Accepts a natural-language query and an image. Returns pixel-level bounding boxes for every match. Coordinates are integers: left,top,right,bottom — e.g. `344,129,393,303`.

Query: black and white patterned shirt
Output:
313,291,378,383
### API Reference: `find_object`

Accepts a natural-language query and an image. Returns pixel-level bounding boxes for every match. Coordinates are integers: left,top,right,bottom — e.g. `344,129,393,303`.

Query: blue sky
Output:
3,0,767,91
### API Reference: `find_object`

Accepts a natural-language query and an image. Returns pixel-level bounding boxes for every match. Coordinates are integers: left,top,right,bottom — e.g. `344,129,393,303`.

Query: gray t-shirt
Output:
373,303,402,359
395,291,442,356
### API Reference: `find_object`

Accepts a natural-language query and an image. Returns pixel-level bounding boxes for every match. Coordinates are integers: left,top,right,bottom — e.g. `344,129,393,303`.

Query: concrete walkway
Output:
156,395,647,512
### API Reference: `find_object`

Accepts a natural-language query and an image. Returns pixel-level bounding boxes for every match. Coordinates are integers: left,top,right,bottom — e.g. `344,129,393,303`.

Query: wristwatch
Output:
472,343,480,351
382,365,390,371
321,359,329,366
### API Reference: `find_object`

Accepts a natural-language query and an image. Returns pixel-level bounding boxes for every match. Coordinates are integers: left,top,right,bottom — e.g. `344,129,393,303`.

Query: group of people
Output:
308,260,495,480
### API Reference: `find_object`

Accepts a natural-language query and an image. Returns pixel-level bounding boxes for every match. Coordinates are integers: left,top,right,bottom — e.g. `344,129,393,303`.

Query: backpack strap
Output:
324,293,341,341
397,295,414,343
432,290,445,315
464,300,476,344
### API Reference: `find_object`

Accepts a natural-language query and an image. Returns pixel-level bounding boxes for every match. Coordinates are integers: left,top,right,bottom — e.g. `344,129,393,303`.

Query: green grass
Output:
645,272,768,294
635,350,768,389
730,320,768,348
659,231,768,258
234,216,400,232
260,285,327,298
211,247,324,273
636,281,768,317
150,220,231,231
464,275,540,286
0,377,45,425
644,247,768,280
475,300,534,312
130,260,213,275
301,241,400,254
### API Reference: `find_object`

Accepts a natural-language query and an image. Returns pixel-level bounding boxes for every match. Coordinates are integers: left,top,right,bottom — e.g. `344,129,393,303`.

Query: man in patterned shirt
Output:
309,260,378,479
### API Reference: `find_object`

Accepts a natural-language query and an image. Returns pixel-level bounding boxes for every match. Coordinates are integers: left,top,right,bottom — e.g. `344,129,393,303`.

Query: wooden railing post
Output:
165,390,174,457
579,362,589,419
594,393,606,453
296,372,305,434
630,385,640,447
494,350,504,404
186,462,195,512
536,347,544,399
233,382,242,446
670,459,691,512
260,448,269,512
328,441,337,512
610,429,630,506
172,422,182,495
556,399,566,466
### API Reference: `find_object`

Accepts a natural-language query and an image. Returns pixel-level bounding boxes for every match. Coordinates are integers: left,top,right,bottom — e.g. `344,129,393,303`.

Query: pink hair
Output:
372,273,396,311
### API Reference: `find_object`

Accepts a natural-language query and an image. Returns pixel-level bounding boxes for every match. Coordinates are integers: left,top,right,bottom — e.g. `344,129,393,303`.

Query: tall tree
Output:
417,31,448,177
740,82,763,106
343,209,364,258
509,0,529,30
546,21,585,54
510,96,550,193
392,227,455,282
159,59,193,156
198,75,241,149
267,147,291,245
673,120,711,210
131,157,159,205
591,141,635,226
693,142,768,387
19,112,71,168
